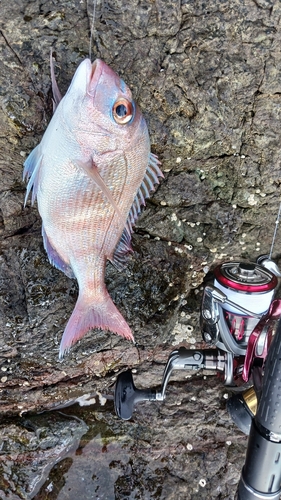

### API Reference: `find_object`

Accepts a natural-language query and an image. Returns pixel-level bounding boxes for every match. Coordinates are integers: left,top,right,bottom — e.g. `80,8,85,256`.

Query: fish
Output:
23,56,163,358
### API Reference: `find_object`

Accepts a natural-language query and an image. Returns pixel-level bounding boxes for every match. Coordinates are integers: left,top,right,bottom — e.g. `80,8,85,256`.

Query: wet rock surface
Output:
0,0,281,498
0,377,246,500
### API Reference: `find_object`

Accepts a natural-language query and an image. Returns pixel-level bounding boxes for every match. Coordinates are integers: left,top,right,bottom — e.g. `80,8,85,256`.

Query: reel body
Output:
115,258,281,424
203,262,277,347
201,260,279,386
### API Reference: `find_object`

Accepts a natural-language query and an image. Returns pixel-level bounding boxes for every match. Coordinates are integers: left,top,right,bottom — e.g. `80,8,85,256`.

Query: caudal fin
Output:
59,292,134,358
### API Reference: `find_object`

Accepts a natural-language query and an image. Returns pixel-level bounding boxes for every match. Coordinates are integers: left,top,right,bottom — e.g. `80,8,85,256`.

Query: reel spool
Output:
200,261,279,364
213,262,277,347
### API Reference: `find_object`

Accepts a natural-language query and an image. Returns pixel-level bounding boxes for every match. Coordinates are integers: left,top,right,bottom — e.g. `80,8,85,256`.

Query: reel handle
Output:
238,318,281,499
114,348,229,420
114,369,156,420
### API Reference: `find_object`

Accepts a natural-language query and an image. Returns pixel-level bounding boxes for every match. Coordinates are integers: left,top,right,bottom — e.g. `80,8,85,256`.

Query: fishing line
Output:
88,0,97,61
269,200,281,259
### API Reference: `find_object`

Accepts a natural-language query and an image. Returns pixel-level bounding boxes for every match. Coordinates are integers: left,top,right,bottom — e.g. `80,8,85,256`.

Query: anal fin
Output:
42,225,74,279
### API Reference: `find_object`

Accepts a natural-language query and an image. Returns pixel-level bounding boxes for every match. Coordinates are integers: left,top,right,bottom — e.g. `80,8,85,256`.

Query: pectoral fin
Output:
74,158,128,229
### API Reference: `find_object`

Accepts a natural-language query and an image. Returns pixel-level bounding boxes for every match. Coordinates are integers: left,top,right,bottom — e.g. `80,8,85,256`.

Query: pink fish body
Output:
23,58,162,357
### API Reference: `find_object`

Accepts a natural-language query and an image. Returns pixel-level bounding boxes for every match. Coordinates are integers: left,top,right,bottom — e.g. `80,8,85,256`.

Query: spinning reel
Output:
114,257,281,431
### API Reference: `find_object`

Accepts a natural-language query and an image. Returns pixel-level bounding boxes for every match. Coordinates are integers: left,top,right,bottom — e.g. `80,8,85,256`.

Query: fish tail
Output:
59,291,134,358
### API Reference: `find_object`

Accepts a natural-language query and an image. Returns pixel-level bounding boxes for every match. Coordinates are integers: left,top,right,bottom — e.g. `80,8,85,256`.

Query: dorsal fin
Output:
110,228,133,271
112,153,163,270
134,152,163,217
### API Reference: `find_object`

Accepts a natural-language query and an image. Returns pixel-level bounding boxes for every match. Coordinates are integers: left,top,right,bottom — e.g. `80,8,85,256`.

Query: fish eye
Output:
112,99,134,124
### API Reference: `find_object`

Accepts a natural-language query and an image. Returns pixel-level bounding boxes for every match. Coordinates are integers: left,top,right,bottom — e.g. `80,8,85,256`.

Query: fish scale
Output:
23,57,163,357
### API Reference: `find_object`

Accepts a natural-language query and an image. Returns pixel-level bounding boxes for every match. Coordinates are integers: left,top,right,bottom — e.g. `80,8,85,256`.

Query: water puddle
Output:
0,376,243,500
0,399,164,500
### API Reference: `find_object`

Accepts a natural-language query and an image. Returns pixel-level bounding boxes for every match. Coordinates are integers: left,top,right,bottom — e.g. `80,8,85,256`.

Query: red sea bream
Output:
23,58,163,358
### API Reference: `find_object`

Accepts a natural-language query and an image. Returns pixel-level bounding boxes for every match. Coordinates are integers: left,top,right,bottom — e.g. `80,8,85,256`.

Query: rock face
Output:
0,0,281,498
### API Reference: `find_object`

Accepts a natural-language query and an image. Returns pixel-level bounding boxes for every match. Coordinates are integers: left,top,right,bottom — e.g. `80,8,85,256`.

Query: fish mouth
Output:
87,59,102,97
90,59,100,81
88,59,119,97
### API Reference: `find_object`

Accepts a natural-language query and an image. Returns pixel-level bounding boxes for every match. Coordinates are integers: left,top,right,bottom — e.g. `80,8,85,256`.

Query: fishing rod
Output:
237,316,281,499
114,202,281,498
